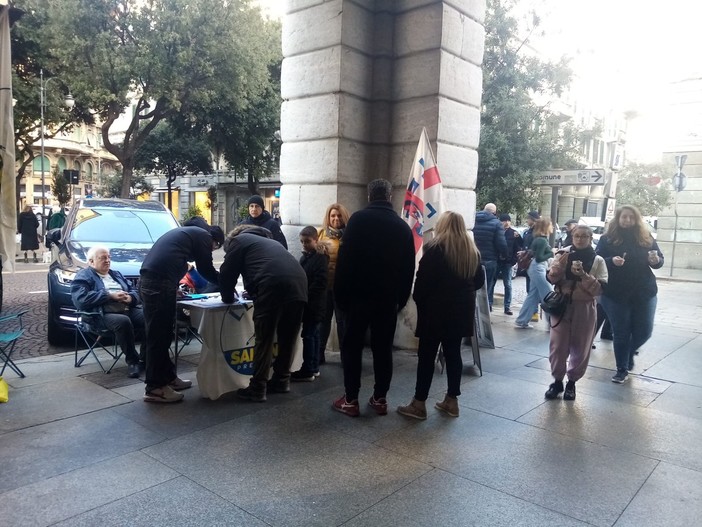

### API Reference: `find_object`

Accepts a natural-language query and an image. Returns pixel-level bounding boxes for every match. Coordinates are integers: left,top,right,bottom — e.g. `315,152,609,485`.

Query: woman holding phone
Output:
596,205,664,384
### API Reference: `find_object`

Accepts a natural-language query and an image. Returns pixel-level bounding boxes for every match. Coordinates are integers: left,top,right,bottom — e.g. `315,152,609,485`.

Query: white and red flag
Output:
401,127,444,265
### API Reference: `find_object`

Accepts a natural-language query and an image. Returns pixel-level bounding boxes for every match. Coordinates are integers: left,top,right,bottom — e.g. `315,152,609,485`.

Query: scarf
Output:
325,226,344,239
565,245,596,281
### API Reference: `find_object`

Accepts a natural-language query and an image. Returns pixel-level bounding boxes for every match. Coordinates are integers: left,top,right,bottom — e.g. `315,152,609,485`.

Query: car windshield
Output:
69,208,178,243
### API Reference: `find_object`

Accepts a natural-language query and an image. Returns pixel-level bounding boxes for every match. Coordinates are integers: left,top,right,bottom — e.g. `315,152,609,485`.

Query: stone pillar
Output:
279,0,485,231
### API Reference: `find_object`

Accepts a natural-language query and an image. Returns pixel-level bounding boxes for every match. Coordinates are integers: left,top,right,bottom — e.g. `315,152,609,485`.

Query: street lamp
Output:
39,68,74,235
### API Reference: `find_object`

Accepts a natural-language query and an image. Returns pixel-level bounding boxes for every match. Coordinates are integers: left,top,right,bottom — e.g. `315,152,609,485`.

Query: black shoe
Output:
127,363,140,378
563,380,576,400
504,309,513,315
544,381,564,400
266,378,290,393
237,387,266,402
290,370,315,382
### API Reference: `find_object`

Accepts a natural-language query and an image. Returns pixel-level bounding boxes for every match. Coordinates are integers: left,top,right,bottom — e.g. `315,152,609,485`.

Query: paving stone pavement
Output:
1,264,701,526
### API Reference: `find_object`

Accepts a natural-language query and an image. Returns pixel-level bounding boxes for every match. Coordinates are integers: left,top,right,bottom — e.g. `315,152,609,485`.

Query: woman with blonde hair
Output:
596,205,664,384
397,211,484,419
317,202,351,364
514,217,554,328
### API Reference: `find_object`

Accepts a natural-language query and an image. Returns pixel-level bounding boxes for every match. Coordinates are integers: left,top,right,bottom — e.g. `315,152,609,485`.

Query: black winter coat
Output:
240,210,288,249
472,211,507,262
220,231,307,310
18,211,40,251
334,201,415,311
498,227,523,266
413,245,484,339
300,250,328,324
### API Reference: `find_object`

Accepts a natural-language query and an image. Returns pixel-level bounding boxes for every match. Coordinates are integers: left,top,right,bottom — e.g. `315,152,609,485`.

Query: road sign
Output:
535,169,605,186
673,172,687,192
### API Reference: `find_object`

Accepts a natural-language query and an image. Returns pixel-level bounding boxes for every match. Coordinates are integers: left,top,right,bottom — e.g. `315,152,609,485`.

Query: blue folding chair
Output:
0,309,29,378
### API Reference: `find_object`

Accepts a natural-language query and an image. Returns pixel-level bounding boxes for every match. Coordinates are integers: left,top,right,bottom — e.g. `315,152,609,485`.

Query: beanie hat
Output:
208,225,225,246
564,218,578,226
247,195,264,208
499,213,511,222
527,210,540,221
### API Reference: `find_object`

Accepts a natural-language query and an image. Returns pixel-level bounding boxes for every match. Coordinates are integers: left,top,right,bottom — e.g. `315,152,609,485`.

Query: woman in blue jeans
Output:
515,217,554,328
596,205,663,384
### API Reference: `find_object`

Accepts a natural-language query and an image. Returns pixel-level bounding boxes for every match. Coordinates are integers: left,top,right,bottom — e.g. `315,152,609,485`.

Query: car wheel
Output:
47,300,68,346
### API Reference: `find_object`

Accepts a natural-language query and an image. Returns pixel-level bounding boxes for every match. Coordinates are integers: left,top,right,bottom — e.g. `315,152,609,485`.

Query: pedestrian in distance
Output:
17,205,40,263
397,211,484,420
291,226,329,382
514,217,555,328
497,213,523,315
544,226,608,401
595,205,664,384
220,225,307,402
332,179,415,417
139,224,224,403
472,203,508,311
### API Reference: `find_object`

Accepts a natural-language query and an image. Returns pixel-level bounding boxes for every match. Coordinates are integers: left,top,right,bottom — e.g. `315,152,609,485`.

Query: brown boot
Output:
435,394,459,417
397,398,427,420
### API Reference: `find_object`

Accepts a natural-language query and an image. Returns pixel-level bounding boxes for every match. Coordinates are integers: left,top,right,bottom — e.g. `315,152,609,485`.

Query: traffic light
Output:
63,169,79,184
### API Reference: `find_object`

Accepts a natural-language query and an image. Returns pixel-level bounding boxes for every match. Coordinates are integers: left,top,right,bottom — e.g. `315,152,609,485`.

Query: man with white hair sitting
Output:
71,246,145,378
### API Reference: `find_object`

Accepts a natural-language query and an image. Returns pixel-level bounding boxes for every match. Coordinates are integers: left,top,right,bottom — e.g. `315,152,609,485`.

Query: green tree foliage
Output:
477,0,585,216
615,162,672,217
37,0,276,198
100,171,153,199
50,165,70,207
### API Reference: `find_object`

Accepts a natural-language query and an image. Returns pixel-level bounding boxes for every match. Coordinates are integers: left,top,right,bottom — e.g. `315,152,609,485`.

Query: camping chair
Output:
74,311,122,373
173,305,203,369
0,309,29,378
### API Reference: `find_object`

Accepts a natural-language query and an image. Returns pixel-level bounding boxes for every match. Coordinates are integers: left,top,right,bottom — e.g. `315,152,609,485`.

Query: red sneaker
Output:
368,395,388,415
332,395,360,417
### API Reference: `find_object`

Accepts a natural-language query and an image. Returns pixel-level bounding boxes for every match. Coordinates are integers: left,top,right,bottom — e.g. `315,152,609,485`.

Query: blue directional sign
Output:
535,169,605,186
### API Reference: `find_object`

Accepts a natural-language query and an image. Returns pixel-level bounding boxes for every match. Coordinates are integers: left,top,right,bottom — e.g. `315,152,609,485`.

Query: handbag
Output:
540,290,570,317
516,250,533,273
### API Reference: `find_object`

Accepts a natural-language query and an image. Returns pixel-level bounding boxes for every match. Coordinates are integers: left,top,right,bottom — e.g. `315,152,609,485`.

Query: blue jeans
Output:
599,295,657,371
484,260,498,308
515,261,553,326
497,261,513,311
301,321,321,373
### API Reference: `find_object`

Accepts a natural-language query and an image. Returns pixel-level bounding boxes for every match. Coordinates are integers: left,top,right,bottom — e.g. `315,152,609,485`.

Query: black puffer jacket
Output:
300,249,328,324
240,210,288,248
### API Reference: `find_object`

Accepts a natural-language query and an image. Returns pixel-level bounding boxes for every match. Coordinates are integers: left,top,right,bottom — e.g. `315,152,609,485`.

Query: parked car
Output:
46,198,179,344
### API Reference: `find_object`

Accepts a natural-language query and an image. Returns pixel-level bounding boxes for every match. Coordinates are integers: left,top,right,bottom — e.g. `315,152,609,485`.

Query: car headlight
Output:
53,268,77,285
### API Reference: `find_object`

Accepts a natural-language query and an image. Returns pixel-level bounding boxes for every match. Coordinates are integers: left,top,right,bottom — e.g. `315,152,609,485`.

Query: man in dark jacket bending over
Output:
220,225,307,402
332,179,415,417
140,224,224,403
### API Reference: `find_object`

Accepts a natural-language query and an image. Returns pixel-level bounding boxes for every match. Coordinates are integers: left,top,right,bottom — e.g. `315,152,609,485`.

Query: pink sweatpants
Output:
548,299,597,382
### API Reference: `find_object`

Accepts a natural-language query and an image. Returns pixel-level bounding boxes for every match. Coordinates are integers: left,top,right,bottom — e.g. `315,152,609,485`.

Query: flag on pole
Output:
401,127,444,266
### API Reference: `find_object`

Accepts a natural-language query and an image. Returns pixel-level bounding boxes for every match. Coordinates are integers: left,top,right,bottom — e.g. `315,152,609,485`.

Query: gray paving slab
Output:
0,376,129,433
0,451,178,527
375,407,658,527
479,347,544,375
345,467,590,527
142,406,432,527
647,382,702,421
614,461,702,527
52,476,268,527
518,394,702,472
644,334,702,386
0,408,165,493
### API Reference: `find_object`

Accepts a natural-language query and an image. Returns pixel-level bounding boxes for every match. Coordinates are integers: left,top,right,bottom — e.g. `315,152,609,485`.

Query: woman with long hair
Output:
397,211,484,419
514,217,554,328
596,205,663,384
317,203,351,364
544,226,608,400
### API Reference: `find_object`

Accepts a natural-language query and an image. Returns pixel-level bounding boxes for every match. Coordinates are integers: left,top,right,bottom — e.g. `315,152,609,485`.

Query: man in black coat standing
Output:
140,224,224,403
240,195,288,249
473,203,508,311
497,214,523,315
220,225,308,402
332,179,415,417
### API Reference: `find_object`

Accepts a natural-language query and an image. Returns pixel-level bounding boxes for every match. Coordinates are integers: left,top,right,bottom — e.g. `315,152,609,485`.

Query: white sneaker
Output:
143,385,184,403
169,377,193,390
515,323,534,329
